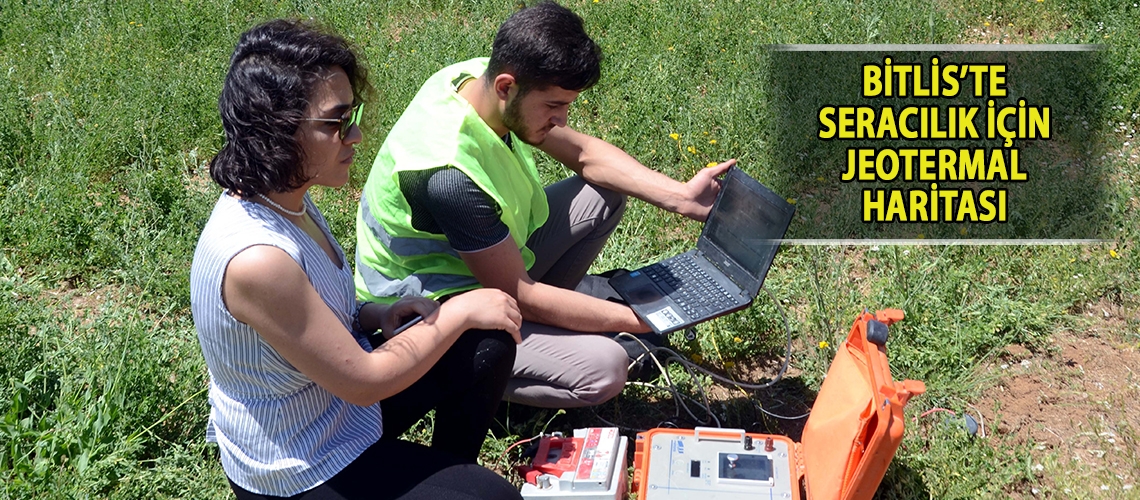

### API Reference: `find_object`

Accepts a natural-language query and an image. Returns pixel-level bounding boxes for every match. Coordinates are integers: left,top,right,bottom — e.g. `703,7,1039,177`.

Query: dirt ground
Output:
977,299,1140,497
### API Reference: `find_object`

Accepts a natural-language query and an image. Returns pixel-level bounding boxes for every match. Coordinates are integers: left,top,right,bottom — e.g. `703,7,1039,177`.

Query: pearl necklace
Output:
257,193,306,217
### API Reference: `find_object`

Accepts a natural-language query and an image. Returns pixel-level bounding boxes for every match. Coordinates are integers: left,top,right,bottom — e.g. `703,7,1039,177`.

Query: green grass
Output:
1,0,1138,498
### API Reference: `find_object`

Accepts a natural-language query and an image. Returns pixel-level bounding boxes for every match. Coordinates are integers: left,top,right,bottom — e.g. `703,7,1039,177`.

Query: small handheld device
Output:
391,315,423,336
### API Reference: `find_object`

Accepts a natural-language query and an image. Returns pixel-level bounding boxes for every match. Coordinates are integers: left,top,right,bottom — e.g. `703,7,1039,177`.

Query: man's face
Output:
501,85,580,146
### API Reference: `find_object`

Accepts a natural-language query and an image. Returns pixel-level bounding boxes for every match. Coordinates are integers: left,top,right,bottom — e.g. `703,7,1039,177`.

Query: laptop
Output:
608,167,795,334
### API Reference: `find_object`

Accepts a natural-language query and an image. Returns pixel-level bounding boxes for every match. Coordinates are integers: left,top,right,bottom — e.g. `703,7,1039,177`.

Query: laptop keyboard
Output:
644,254,740,318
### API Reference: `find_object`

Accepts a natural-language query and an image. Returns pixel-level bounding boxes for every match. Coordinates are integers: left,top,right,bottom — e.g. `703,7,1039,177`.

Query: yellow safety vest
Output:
355,58,549,303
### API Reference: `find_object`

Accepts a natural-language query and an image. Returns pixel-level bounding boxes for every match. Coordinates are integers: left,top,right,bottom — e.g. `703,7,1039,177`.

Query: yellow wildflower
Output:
706,162,718,167
733,336,742,343
667,46,675,51
724,361,736,369
709,139,717,144
984,21,990,27
818,341,829,349
669,133,680,141
1110,249,1119,258
787,198,796,205
687,146,696,154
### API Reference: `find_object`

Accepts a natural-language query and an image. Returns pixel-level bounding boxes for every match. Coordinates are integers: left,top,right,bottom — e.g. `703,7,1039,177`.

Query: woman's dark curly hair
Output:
210,19,370,196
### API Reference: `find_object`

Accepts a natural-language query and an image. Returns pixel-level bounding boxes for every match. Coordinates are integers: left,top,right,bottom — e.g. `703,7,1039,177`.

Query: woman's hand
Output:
378,297,439,338
443,288,523,343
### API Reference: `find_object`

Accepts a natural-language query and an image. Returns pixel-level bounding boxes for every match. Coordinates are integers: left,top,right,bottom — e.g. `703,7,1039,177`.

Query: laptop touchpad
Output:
622,273,665,305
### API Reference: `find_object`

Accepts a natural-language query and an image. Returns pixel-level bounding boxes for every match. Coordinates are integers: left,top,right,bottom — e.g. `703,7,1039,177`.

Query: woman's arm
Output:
222,245,522,407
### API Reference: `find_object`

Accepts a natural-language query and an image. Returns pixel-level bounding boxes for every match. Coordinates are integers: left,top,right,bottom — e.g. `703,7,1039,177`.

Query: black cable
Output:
637,285,794,391
594,284,808,431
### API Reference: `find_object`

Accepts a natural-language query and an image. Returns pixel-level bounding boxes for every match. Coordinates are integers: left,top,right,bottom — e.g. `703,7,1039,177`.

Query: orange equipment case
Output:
632,309,926,499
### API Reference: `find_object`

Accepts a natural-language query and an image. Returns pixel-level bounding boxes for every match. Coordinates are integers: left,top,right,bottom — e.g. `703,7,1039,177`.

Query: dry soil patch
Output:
977,299,1140,497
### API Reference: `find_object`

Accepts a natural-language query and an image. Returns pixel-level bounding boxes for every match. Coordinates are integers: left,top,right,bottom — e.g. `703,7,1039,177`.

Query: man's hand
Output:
674,159,735,222
539,127,736,223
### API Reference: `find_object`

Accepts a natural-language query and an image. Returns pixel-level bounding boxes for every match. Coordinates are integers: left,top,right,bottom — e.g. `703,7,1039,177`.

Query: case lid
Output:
799,309,926,500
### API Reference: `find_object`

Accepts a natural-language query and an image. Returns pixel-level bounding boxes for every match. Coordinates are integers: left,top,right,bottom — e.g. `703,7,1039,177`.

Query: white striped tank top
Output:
190,192,382,496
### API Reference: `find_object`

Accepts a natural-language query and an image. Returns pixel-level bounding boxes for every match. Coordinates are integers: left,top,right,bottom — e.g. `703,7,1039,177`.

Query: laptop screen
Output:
701,170,794,284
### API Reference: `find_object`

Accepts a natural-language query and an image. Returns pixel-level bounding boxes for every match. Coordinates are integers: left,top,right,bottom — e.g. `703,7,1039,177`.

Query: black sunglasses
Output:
301,102,363,140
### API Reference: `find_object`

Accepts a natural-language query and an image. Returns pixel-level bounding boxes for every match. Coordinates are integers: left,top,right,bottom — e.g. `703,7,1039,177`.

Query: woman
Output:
190,20,523,499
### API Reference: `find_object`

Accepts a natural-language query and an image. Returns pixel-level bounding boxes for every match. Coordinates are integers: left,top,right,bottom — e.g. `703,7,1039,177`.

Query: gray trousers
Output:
504,176,630,409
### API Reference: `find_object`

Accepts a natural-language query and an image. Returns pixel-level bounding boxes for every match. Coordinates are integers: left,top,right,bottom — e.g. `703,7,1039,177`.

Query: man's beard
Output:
502,93,544,146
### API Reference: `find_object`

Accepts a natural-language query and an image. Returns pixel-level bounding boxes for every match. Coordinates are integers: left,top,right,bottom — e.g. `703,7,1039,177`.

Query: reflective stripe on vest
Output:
354,249,478,300
359,195,459,259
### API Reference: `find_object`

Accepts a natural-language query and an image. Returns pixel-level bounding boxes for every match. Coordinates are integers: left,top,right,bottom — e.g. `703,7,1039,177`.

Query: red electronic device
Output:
520,432,580,485
518,427,628,500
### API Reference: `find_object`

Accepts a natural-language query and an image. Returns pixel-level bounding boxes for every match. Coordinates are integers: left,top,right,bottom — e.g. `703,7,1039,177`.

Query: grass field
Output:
1,0,1138,498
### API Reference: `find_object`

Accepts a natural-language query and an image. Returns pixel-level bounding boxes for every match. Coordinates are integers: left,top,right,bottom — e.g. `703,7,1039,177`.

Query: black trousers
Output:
229,329,521,500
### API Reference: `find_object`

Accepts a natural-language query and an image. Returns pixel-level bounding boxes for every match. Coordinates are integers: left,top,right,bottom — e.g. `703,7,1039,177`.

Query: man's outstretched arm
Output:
538,125,734,222
459,236,651,334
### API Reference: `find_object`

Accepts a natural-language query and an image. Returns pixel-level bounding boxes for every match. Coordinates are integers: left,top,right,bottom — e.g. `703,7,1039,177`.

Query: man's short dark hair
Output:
487,2,602,95
210,19,370,196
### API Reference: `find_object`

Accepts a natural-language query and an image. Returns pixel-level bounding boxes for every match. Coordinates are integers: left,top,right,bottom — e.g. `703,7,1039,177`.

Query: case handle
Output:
875,308,905,326
890,379,927,406
694,427,746,443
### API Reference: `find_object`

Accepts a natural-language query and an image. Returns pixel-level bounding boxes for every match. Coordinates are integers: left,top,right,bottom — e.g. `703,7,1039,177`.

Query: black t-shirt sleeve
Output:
399,167,510,252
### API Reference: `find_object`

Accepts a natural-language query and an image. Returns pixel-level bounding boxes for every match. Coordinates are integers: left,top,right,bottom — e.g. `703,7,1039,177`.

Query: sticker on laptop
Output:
645,306,684,331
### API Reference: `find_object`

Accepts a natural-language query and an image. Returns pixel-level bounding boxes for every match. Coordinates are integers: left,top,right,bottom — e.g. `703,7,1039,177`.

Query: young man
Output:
356,2,733,408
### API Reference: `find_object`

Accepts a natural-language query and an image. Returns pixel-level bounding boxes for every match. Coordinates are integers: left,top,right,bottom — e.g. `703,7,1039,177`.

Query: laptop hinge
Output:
698,249,751,297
